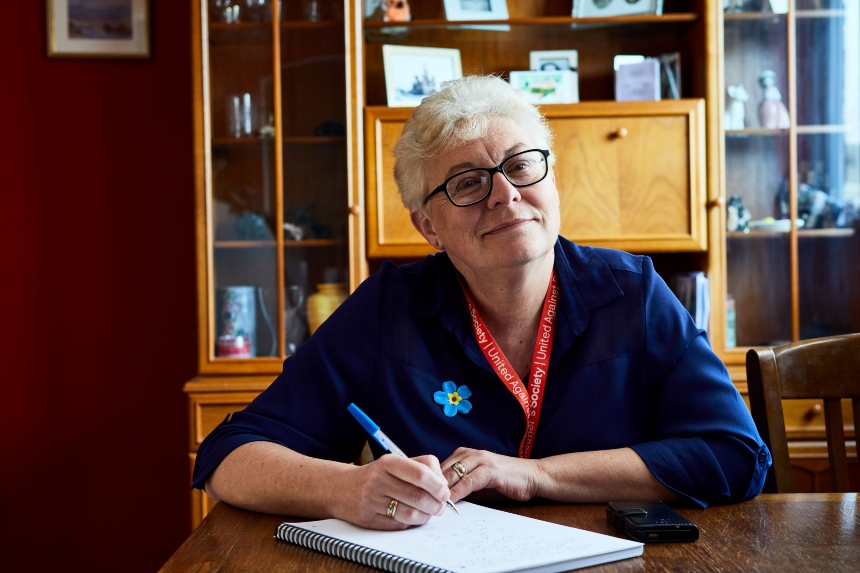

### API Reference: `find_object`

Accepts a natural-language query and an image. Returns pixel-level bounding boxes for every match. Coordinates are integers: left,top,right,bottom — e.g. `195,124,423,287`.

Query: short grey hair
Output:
392,75,555,212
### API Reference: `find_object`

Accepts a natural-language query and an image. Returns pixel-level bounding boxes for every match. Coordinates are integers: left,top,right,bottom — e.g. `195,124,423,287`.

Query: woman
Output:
194,75,770,531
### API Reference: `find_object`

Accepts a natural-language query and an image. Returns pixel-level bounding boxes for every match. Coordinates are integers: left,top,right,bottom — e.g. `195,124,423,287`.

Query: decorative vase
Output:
306,283,348,334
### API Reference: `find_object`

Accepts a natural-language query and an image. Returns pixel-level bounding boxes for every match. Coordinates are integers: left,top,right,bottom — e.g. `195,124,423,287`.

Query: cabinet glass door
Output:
207,1,279,362
279,2,349,356
722,2,860,351
201,1,349,369
795,1,860,340
723,11,793,347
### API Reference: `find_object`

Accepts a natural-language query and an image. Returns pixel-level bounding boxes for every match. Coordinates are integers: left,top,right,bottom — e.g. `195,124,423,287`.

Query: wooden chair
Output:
746,334,860,493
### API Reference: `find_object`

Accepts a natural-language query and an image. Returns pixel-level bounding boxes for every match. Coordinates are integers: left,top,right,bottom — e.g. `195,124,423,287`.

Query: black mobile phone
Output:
606,501,699,543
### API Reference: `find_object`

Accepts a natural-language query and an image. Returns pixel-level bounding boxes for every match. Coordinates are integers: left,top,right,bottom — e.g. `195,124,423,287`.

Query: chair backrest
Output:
746,333,860,493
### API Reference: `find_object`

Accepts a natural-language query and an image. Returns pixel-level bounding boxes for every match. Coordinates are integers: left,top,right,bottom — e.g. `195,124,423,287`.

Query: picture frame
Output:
573,0,662,18
529,50,578,73
382,45,463,107
509,70,578,105
443,0,509,21
47,0,150,58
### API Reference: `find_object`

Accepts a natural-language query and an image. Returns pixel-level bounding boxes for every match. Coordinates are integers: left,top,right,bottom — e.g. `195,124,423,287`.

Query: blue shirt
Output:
193,238,771,507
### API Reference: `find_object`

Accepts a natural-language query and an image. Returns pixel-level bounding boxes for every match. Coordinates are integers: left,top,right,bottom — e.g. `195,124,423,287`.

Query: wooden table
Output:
160,494,859,572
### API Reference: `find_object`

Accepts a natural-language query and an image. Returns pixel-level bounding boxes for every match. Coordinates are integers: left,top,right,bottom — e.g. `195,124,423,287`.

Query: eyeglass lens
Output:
446,150,547,206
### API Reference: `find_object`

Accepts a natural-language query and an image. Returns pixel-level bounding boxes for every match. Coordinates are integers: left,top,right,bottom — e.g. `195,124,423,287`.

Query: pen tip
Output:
448,501,460,514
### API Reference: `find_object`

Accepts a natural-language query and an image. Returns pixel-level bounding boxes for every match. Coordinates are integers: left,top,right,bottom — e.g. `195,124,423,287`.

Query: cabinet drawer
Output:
364,99,707,258
780,398,856,441
189,392,259,450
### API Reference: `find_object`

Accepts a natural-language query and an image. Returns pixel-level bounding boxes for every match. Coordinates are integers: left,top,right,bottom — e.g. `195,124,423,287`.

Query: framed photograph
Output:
382,45,463,107
574,0,663,18
47,0,150,58
529,50,578,73
443,0,509,21
509,70,578,105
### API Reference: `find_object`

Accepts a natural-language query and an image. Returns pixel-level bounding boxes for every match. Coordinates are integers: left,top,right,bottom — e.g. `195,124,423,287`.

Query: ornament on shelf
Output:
724,84,748,130
757,70,790,129
367,0,411,22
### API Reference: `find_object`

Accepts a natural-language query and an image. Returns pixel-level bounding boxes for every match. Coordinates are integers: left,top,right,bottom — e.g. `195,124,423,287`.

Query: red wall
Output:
0,3,197,570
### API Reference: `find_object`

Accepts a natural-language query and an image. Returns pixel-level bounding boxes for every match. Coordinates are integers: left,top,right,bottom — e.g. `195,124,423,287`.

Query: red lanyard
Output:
460,269,558,459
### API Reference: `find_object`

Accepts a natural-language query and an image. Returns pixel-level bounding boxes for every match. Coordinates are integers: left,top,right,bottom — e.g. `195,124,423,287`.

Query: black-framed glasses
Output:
423,149,551,207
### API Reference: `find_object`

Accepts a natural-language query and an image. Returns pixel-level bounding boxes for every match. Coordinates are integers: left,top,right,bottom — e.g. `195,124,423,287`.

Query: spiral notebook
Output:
275,501,643,573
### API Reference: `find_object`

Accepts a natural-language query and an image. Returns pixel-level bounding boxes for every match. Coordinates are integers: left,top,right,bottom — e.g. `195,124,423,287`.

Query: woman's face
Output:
410,116,560,278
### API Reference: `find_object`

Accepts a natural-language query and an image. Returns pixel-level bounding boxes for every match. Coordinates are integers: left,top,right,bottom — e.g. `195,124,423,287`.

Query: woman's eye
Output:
453,176,483,194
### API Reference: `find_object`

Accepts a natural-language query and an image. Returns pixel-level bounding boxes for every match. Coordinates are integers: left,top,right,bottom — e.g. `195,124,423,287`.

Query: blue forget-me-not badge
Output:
433,381,472,417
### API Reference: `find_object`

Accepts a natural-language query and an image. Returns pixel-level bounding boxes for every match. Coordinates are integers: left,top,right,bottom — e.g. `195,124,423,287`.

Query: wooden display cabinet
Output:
184,0,364,528
185,1,857,527
713,1,859,486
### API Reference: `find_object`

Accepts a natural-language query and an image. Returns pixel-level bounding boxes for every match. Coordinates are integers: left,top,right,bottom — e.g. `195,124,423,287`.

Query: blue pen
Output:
348,403,459,514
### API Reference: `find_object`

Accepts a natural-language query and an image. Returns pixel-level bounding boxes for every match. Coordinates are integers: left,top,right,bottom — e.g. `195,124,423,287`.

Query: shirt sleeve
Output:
628,259,771,507
191,272,384,490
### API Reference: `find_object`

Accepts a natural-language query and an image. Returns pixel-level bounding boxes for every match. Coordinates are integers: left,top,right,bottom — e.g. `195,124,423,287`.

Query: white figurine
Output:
724,0,747,13
758,70,790,129
724,84,748,130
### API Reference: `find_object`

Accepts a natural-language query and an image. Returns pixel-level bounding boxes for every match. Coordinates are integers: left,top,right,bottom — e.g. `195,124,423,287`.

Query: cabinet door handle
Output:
802,402,822,422
612,127,628,139
707,196,726,209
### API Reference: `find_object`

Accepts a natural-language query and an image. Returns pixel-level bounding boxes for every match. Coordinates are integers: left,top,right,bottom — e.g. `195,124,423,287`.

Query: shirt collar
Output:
410,237,625,368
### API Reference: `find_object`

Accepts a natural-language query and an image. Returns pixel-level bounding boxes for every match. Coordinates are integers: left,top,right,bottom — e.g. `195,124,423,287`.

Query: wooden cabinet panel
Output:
187,389,261,450
190,453,219,530
365,99,707,258
364,107,418,257
549,100,706,252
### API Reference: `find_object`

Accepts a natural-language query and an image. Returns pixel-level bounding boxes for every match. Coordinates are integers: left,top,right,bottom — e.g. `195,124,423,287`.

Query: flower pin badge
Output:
433,381,472,417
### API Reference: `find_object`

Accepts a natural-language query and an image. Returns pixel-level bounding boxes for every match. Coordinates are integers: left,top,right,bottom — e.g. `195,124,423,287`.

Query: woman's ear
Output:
410,209,442,250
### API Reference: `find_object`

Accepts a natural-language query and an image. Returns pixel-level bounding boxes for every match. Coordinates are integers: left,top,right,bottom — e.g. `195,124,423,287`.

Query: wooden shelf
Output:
214,240,275,248
724,12,787,21
212,136,345,147
796,9,846,19
281,20,343,29
363,13,698,31
796,125,849,135
282,136,345,144
212,136,273,146
723,9,844,22
214,239,345,248
726,128,789,137
208,21,342,30
208,22,271,31
728,228,855,239
282,239,345,247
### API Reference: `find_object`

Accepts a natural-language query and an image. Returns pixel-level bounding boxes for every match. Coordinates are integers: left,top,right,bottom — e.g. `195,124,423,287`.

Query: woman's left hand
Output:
440,447,542,503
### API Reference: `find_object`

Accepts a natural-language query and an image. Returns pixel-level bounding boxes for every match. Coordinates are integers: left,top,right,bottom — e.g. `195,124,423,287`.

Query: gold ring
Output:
452,461,469,479
386,498,398,518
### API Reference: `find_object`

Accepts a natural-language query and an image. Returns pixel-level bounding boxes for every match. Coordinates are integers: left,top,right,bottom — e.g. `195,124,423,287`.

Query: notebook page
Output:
290,501,642,573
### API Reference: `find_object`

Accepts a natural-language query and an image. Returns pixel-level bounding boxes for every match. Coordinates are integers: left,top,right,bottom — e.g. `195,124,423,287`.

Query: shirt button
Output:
758,451,767,463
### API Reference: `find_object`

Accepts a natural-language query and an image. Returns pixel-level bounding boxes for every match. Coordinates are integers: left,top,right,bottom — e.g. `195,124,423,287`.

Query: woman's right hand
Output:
333,454,451,530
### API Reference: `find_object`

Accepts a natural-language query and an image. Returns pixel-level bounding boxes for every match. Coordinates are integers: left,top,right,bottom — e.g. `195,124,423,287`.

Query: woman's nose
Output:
487,170,521,208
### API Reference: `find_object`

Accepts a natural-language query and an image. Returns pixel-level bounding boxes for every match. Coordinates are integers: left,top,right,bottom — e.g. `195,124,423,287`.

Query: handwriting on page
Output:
297,501,641,573
415,518,590,570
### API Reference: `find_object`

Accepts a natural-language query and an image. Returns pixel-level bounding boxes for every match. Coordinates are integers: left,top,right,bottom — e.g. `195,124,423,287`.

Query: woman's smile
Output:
481,217,534,237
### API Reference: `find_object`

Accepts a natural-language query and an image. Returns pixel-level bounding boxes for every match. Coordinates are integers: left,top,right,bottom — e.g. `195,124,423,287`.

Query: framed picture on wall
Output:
382,45,463,107
47,0,150,58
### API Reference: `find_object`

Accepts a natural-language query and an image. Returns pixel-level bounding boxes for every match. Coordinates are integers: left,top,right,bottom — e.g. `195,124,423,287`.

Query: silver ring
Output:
452,461,469,479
